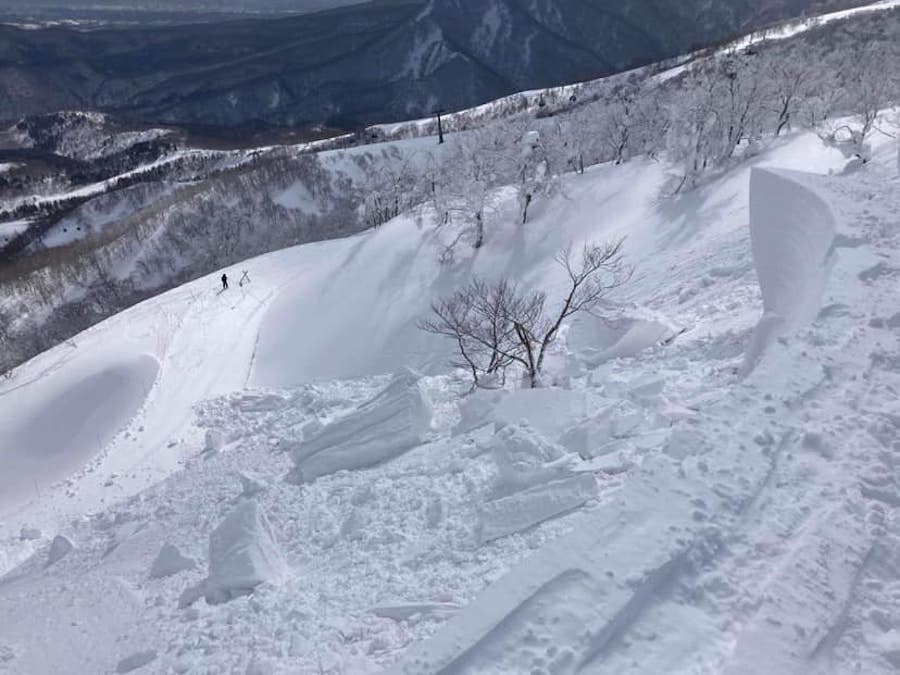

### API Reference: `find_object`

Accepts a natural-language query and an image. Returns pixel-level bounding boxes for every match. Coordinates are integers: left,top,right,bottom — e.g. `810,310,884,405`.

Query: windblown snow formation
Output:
0,353,159,510
741,168,837,375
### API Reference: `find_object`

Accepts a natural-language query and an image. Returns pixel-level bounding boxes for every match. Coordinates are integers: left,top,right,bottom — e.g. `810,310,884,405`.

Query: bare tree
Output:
511,239,632,386
420,239,631,389
419,278,538,390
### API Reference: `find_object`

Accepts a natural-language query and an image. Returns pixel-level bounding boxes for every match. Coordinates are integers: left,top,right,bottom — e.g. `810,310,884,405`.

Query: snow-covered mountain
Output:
0,0,364,14
0,0,873,127
2,0,898,388
1,4,900,672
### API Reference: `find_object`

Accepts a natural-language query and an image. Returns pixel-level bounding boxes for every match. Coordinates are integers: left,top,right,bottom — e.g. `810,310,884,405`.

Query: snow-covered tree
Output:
516,129,554,224
432,125,516,251
834,43,900,155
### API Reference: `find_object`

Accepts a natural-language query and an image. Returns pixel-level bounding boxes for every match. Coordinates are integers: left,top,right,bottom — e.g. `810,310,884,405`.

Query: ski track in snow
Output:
0,130,898,674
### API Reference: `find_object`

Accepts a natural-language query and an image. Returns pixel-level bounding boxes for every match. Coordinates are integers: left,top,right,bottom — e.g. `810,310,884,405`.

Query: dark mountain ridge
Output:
0,0,873,128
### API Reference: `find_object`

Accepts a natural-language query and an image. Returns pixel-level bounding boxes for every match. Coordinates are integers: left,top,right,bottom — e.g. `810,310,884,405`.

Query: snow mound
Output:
0,353,159,511
204,500,287,605
742,168,836,375
287,368,432,483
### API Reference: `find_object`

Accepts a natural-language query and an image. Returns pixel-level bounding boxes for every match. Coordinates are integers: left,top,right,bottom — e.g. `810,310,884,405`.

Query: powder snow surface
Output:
1,129,899,675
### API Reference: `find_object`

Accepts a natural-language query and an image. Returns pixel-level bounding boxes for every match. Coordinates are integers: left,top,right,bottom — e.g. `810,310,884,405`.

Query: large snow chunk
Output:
287,368,432,483
478,474,597,544
742,169,836,375
453,389,505,436
454,388,589,441
484,423,569,497
557,399,669,459
493,388,588,440
205,500,286,605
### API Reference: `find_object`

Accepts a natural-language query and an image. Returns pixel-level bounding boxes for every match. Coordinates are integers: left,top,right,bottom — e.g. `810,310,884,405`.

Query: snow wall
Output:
741,168,836,376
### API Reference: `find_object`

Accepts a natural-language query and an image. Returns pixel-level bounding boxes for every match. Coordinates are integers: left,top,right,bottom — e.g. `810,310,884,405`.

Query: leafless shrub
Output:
420,238,632,389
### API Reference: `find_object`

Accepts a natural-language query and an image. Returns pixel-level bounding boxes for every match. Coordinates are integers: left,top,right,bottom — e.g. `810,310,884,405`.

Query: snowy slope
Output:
0,128,898,674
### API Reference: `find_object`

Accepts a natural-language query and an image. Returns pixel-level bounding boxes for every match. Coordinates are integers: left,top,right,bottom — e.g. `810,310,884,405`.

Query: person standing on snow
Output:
221,273,228,290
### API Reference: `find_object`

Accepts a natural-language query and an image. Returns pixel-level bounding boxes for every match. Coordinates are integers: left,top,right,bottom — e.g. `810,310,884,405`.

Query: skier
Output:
221,273,228,290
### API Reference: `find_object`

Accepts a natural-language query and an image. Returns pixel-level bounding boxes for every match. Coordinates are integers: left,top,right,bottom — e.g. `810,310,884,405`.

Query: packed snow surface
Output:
1,127,899,675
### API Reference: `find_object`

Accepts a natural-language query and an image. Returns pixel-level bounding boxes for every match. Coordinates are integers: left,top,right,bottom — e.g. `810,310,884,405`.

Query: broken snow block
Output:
288,368,432,483
487,423,569,498
202,429,225,456
626,375,665,400
116,649,157,673
491,388,588,441
19,527,41,541
477,474,597,544
149,543,196,579
245,656,277,675
177,580,206,609
662,427,711,460
204,500,286,605
238,471,268,498
558,402,645,459
371,602,461,622
45,535,74,567
452,389,505,436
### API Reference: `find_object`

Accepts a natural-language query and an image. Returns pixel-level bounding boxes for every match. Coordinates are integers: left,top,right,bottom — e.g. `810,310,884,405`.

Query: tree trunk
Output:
473,211,484,249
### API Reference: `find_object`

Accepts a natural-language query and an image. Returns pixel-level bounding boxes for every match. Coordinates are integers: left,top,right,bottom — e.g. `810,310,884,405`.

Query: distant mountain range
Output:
0,0,362,13
0,0,872,128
